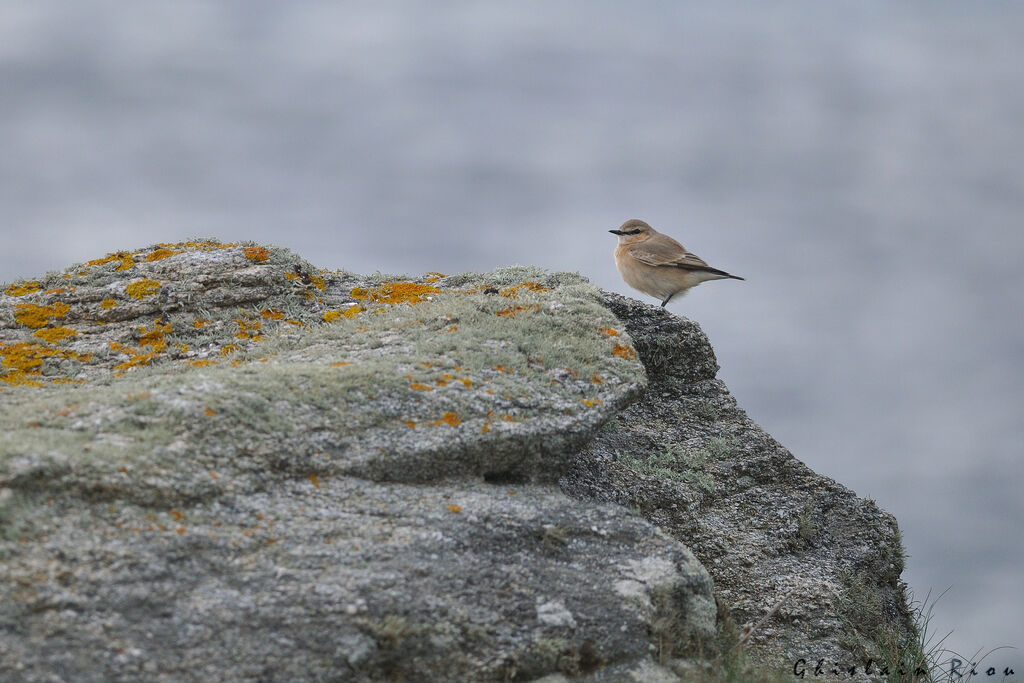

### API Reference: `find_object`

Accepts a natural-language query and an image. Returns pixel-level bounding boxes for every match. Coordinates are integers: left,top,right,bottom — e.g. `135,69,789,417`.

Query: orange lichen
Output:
244,246,270,262
101,298,117,309
146,248,181,262
323,310,342,323
332,361,351,367
447,504,462,514
481,424,491,434
233,319,262,340
32,326,78,344
350,282,440,306
309,474,321,489
409,382,433,392
500,282,549,298
220,344,240,356
612,344,636,359
457,378,472,387
170,509,184,522
404,421,417,429
204,408,216,416
0,341,91,386
496,305,540,317
495,365,513,374
308,274,326,291
14,301,70,329
86,251,135,271
4,281,42,297
125,279,161,299
600,328,620,337
138,320,172,350
581,398,603,407
189,359,217,367
260,308,285,320
441,412,461,426
107,320,172,372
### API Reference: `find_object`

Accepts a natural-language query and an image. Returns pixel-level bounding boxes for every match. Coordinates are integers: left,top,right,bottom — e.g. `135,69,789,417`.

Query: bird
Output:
609,219,744,307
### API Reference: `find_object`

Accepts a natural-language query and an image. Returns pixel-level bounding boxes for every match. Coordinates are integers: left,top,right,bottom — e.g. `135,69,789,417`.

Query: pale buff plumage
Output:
610,219,744,306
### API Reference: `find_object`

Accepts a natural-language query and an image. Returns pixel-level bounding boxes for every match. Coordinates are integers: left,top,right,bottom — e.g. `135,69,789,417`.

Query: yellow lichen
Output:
86,251,136,271
409,382,433,392
193,318,210,328
146,248,181,262
32,326,78,345
309,274,326,291
323,310,342,323
125,279,161,299
447,504,462,513
14,302,70,329
581,398,603,407
260,309,285,320
101,298,117,309
4,281,42,297
0,341,91,386
424,271,447,283
189,359,217,367
350,282,440,306
220,344,240,356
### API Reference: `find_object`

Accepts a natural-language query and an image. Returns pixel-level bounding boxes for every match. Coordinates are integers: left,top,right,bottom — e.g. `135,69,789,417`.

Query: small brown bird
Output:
610,219,744,307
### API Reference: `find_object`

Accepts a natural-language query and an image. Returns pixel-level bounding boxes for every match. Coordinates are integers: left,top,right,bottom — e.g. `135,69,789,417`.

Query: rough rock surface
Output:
1,241,713,681
562,294,917,680
0,241,917,681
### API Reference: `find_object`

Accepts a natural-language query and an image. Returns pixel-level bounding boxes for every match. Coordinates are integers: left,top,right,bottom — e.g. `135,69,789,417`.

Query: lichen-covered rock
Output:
562,294,918,681
0,240,646,498
0,242,720,681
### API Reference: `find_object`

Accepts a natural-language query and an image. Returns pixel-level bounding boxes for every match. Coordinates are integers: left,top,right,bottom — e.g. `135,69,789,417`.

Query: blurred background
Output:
2,0,1021,667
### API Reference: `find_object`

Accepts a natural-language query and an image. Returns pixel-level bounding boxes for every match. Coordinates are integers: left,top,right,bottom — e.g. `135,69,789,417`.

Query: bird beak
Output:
609,230,624,235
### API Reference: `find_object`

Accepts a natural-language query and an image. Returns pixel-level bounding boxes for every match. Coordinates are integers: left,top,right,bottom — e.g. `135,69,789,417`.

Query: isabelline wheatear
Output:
610,219,744,307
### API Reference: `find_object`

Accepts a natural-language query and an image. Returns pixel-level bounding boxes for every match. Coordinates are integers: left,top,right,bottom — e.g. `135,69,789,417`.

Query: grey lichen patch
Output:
620,445,717,494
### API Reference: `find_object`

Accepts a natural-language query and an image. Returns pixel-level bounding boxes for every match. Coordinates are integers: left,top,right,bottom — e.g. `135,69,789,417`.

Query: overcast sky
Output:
2,1,1022,666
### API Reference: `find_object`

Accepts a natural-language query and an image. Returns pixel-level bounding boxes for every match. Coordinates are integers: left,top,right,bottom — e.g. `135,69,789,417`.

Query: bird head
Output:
609,219,653,244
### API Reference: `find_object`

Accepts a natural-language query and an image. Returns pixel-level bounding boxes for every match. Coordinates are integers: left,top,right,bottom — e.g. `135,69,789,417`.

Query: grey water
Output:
2,1,1022,668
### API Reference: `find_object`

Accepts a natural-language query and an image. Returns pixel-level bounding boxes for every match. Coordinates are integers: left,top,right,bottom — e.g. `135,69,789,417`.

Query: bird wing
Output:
628,238,713,271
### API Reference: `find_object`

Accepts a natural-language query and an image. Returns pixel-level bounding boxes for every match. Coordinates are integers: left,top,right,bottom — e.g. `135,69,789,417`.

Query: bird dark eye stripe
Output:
627,229,642,235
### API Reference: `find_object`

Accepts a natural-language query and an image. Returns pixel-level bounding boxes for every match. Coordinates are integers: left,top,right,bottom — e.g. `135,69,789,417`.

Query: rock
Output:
562,293,918,680
0,241,918,681
0,241,720,681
